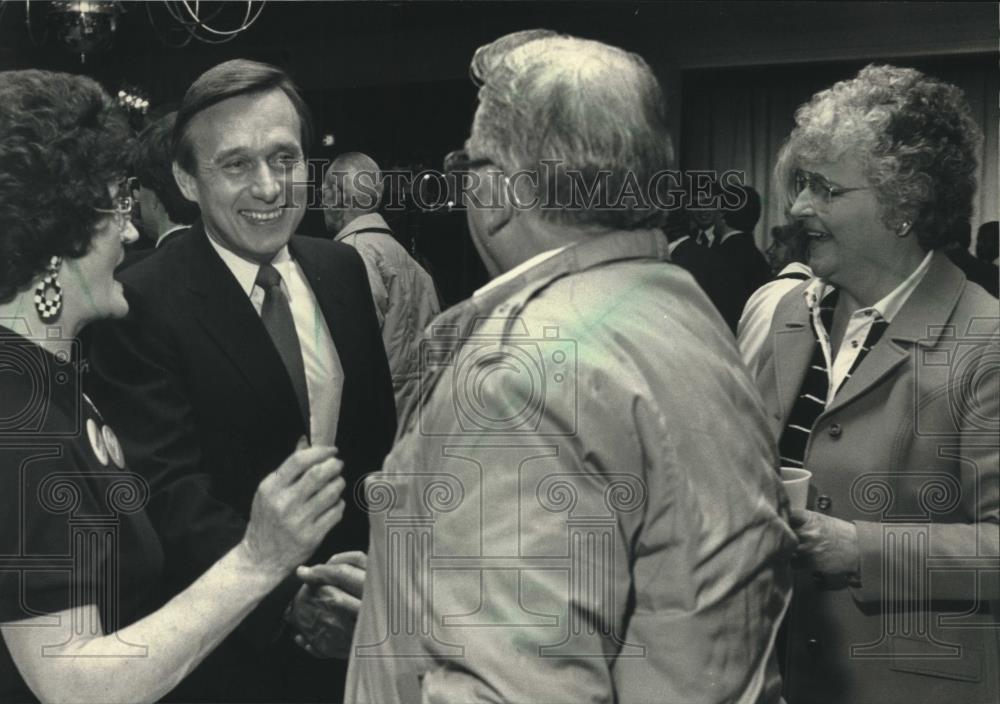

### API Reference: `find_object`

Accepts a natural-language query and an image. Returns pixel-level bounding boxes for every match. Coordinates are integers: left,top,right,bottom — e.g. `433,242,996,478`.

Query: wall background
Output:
1,1,995,301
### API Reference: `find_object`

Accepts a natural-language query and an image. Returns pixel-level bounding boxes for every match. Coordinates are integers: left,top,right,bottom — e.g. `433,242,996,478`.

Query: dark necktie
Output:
255,263,311,432
696,230,712,247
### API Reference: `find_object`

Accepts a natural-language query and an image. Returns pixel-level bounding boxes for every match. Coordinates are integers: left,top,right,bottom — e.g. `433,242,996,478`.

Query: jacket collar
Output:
468,228,670,326
770,251,966,421
824,251,965,415
333,213,391,241
400,229,671,431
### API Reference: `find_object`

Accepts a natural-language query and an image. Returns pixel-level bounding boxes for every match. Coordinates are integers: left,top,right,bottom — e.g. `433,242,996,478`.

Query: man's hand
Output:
287,551,367,658
789,509,861,579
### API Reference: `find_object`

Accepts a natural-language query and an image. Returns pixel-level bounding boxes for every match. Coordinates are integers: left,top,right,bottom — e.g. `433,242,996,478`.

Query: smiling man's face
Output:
174,88,307,263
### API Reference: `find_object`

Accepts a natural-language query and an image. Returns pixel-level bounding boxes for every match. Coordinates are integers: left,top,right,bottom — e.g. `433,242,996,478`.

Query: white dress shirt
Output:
667,234,691,255
804,250,933,403
474,246,569,298
208,236,344,445
155,224,189,248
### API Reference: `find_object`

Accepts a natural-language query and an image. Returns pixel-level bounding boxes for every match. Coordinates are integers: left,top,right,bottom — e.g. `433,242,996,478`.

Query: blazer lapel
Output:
288,237,351,362
183,224,305,427
825,252,964,416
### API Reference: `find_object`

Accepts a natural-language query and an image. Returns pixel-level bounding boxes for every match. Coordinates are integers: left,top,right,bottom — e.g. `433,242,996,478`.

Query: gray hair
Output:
774,64,981,250
467,30,674,230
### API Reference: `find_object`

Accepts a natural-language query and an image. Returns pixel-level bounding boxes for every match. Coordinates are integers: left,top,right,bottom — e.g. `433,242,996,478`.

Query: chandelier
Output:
17,1,268,62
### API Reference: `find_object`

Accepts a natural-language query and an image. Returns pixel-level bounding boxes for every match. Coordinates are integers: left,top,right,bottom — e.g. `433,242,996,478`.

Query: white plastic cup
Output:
780,467,812,511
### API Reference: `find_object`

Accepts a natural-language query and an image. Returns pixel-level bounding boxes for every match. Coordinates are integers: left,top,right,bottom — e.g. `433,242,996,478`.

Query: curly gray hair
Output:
774,64,982,250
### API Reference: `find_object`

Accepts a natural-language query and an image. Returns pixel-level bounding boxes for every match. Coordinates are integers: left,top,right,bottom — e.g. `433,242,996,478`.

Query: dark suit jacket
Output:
712,230,772,333
668,236,729,322
118,226,190,272
86,222,396,702
946,245,999,297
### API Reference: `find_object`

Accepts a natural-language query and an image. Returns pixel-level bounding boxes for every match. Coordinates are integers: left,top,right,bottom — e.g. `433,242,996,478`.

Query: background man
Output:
123,110,199,268
343,30,793,704
711,184,772,332
977,221,999,265
323,152,440,415
944,219,998,297
86,59,396,702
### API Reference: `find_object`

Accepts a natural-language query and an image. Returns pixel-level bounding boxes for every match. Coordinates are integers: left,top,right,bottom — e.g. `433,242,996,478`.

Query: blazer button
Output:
806,637,820,650
828,423,842,438
816,495,832,511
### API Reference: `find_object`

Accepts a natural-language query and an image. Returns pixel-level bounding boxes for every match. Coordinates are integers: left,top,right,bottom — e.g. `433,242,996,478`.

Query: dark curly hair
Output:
774,64,982,250
131,112,199,225
0,70,132,303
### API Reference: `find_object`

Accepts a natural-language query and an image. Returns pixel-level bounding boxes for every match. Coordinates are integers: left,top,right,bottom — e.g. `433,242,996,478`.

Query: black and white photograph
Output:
0,2,997,702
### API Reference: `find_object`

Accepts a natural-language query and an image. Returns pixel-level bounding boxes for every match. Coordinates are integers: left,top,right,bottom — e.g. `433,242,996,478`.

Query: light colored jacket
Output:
346,229,794,704
737,262,813,377
755,252,1000,704
335,213,440,416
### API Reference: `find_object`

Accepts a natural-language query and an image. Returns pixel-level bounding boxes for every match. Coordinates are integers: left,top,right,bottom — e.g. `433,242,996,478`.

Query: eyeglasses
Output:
793,169,869,206
94,177,137,232
444,149,494,174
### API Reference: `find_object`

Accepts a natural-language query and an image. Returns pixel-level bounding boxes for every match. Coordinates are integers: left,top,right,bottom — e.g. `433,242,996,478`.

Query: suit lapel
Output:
825,252,964,416
183,224,304,428
288,236,351,365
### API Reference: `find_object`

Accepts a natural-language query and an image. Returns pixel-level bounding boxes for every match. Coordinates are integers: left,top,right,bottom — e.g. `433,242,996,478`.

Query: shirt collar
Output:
155,224,188,248
474,246,568,298
779,261,813,278
206,233,292,298
871,250,933,322
334,213,390,242
469,229,670,314
667,234,690,255
803,249,934,322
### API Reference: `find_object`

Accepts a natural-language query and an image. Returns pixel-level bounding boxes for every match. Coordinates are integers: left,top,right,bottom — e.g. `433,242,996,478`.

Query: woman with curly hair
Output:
0,70,347,703
753,64,999,703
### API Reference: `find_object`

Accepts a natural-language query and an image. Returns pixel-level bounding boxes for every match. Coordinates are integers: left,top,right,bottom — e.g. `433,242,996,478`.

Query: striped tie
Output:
777,292,889,468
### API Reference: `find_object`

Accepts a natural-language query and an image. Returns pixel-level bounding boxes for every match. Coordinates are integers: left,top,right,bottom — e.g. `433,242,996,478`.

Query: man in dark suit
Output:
121,111,198,270
711,184,772,332
86,59,396,703
662,206,727,314
945,220,999,297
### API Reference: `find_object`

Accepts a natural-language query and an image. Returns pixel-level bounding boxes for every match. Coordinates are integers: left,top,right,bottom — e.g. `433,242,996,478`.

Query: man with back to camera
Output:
339,30,795,704
322,151,440,416
86,59,396,702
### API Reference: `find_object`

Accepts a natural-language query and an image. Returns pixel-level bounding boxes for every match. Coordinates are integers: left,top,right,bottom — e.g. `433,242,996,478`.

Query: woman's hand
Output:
789,509,861,579
239,443,346,576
